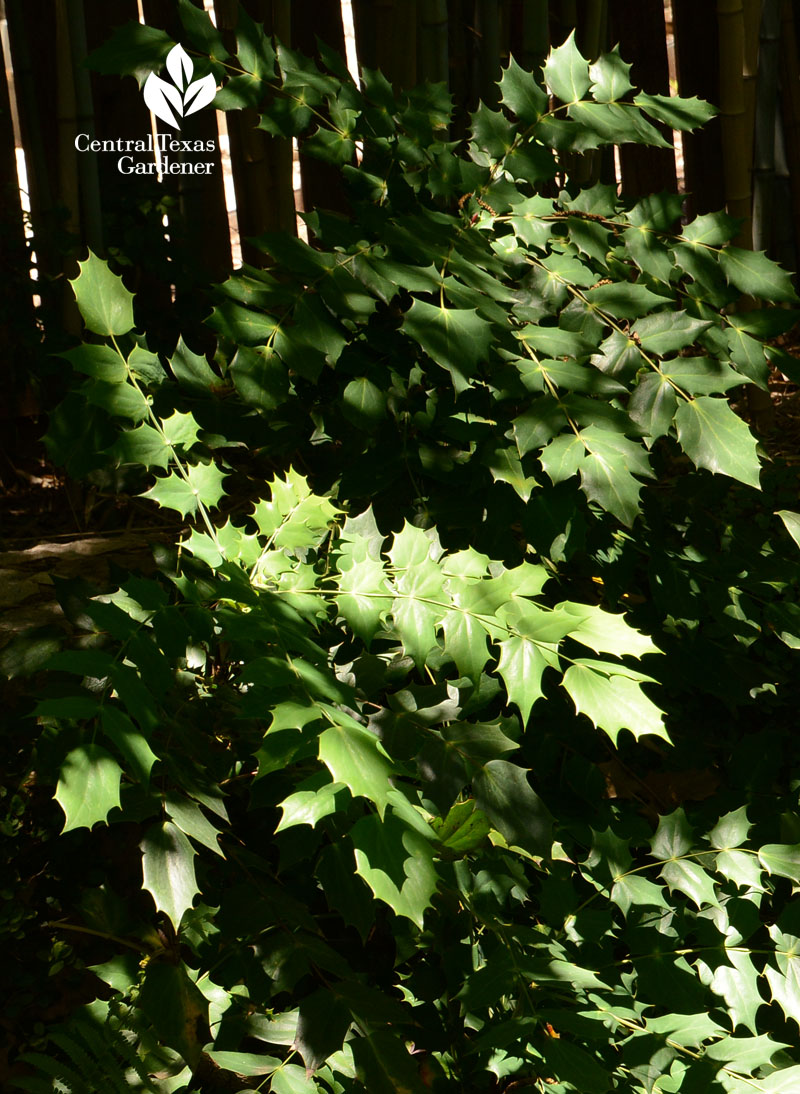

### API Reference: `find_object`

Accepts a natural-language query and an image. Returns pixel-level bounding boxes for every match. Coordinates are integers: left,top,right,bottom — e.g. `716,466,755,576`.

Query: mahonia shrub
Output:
16,6,800,1093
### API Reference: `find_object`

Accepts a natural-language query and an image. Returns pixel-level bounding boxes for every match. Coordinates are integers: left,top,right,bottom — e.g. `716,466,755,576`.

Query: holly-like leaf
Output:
318,716,394,815
101,706,158,785
777,510,800,550
584,282,669,319
351,1031,427,1094
544,31,591,103
561,603,658,658
110,424,170,470
589,47,634,102
681,211,741,246
342,377,387,429
160,410,201,449
758,844,800,882
294,989,351,1072
403,299,494,392
55,744,123,832
165,792,224,857
708,948,762,1034
632,310,711,354
563,662,668,743
495,635,551,723
539,433,586,483
472,759,552,855
350,812,438,928
661,858,720,909
675,397,761,489
710,806,751,850
85,20,173,85
140,820,199,929
59,344,126,382
483,445,539,503
276,781,347,831
578,426,652,526
719,247,798,304
70,251,135,336
765,926,800,1032
499,55,548,123
635,91,716,130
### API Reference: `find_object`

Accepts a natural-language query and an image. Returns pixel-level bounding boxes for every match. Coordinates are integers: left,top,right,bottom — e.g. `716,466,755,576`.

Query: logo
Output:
143,44,217,130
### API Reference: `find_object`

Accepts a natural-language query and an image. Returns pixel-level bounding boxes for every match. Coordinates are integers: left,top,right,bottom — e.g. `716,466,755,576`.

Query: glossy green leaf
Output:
719,247,798,304
544,31,591,103
55,744,123,832
318,718,394,814
563,662,668,743
495,635,551,723
632,310,711,354
270,1064,318,1092
140,820,199,929
472,759,552,855
351,1031,426,1094
165,792,224,857
675,397,761,488
294,989,351,1072
101,706,158,785
499,56,548,123
589,48,634,102
70,251,135,336
403,299,494,392
484,445,538,502
777,510,800,550
350,812,438,928
758,844,800,882
635,91,716,129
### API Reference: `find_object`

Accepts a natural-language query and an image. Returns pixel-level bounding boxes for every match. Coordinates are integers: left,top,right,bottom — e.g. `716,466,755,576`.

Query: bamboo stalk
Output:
520,0,549,77
741,0,759,184
65,0,103,254
580,0,608,62
214,0,295,264
55,1,80,240
779,0,800,260
4,0,57,277
55,0,82,334
716,0,751,244
752,0,781,255
476,0,501,106
418,0,449,86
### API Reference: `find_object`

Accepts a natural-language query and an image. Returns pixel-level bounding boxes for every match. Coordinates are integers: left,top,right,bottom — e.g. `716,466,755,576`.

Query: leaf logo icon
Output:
143,44,217,129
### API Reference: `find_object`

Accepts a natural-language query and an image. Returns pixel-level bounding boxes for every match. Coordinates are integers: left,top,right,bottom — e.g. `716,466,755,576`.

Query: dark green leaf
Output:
472,759,552,855
675,397,761,488
544,31,591,102
70,252,135,336
140,820,199,928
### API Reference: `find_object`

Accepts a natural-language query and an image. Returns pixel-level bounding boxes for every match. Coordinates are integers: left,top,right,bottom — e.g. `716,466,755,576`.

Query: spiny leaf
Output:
350,812,438,928
543,30,591,103
495,635,552,723
70,251,135,336
635,91,716,130
483,445,539,502
403,299,494,392
318,716,394,815
140,820,199,929
719,247,798,304
777,510,800,550
563,662,668,743
589,47,634,102
472,759,552,855
675,397,761,489
55,744,123,832
499,56,548,124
